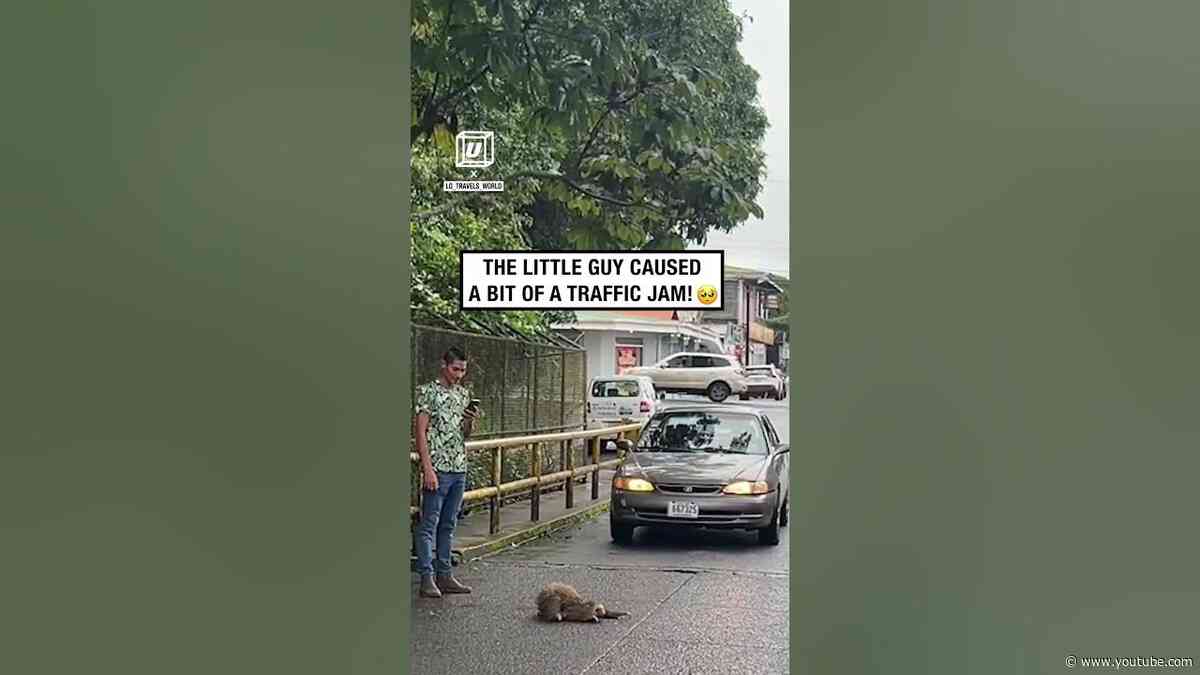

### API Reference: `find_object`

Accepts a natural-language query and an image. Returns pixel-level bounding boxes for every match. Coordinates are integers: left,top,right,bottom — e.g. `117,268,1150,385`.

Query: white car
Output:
623,352,749,403
741,364,785,400
587,375,658,427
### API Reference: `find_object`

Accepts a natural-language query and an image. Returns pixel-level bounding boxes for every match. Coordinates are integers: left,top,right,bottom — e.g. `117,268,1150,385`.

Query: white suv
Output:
742,364,785,400
623,352,749,402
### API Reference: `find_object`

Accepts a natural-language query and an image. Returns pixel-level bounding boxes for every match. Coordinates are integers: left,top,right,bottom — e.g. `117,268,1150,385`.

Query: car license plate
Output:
667,501,699,519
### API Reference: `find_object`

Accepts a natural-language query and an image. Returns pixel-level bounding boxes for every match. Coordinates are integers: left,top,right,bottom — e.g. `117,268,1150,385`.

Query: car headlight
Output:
613,476,655,492
721,480,769,495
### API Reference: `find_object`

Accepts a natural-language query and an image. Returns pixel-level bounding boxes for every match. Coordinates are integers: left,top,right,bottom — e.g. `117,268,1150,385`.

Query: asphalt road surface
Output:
410,396,791,674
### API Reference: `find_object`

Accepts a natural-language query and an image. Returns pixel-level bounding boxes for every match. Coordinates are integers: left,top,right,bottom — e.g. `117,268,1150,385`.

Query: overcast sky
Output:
689,0,790,278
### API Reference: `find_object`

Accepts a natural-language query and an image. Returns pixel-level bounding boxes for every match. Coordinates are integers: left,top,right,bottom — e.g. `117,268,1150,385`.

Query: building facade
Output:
553,266,789,380
697,266,787,370
554,310,726,380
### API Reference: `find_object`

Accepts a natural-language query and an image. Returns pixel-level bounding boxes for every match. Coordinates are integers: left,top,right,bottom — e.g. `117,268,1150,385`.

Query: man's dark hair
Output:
442,347,468,365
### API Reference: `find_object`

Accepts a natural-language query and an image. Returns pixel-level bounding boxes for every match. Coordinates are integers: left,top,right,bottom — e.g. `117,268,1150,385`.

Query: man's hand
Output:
462,406,481,434
422,466,439,492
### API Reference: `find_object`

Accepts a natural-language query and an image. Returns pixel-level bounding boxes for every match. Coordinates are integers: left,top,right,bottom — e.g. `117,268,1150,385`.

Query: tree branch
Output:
425,70,441,120
423,0,545,132
552,173,646,209
434,65,492,113
573,107,613,174
444,0,457,35
615,76,671,106
522,0,548,33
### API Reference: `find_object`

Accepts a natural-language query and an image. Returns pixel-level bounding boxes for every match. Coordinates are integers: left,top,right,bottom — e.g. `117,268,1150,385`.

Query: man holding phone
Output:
413,346,481,598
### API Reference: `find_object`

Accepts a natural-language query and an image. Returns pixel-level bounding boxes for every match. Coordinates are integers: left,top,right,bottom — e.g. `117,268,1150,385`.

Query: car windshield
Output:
592,380,640,397
637,412,767,455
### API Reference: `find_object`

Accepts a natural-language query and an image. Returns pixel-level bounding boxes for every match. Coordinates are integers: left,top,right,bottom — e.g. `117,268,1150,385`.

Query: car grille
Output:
655,483,723,495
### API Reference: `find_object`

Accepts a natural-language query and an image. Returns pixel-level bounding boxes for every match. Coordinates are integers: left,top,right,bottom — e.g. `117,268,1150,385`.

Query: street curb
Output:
453,500,611,563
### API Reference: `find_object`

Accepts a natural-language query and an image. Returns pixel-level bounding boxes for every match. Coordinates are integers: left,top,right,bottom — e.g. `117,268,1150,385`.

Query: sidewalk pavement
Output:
449,467,619,563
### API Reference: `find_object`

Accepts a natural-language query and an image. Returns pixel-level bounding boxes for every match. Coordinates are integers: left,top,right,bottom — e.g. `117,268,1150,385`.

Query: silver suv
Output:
624,352,749,403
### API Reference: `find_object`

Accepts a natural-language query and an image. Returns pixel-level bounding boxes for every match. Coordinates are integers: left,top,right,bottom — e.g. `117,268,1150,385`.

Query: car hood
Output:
624,452,767,484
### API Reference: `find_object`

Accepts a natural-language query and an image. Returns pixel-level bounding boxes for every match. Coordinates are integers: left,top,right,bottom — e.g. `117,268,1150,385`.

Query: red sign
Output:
615,346,642,374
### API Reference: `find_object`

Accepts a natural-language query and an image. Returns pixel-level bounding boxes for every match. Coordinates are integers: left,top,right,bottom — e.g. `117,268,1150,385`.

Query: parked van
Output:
587,375,658,430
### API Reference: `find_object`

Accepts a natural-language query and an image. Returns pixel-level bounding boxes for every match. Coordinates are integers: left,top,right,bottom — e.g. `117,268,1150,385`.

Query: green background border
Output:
790,0,1200,672
399,1,414,671
7,0,1200,673
4,2,413,673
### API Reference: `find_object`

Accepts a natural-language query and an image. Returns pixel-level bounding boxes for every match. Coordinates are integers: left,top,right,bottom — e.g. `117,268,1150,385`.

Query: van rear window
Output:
591,381,641,397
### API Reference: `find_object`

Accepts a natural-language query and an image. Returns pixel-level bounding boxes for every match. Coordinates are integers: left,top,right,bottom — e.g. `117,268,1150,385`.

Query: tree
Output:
410,0,768,333
410,134,571,336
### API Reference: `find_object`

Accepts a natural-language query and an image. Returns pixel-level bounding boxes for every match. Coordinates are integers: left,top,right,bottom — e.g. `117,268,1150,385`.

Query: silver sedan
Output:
609,405,790,546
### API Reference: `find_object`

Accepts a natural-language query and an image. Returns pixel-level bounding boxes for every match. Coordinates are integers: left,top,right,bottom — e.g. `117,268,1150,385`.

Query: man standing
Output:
414,347,480,598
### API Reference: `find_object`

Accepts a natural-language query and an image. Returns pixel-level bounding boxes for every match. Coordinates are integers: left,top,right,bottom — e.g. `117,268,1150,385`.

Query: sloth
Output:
536,582,629,623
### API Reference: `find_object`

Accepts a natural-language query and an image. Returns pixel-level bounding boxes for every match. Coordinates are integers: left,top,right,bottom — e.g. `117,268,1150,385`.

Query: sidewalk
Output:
449,467,619,562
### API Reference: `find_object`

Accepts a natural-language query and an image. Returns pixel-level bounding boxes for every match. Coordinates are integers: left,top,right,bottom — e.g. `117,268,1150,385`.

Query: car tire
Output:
779,493,789,527
758,497,781,545
611,518,635,545
707,381,731,403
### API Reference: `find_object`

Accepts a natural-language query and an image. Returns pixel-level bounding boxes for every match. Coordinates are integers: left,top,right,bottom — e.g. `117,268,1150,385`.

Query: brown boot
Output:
435,575,472,594
419,575,442,598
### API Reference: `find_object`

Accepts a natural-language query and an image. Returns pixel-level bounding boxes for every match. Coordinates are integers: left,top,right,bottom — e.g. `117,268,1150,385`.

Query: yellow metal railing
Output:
409,423,643,534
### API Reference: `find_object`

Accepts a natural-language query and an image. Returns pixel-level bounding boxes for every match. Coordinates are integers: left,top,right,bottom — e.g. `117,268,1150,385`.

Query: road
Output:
410,396,790,674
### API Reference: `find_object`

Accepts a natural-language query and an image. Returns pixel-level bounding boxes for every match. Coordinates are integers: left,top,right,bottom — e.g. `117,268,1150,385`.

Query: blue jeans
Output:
415,471,466,577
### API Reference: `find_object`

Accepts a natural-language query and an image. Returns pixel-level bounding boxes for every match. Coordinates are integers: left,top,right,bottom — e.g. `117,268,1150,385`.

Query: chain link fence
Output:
410,325,589,505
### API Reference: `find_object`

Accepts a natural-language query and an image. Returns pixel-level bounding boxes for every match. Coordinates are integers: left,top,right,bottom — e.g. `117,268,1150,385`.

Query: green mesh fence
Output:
409,325,590,511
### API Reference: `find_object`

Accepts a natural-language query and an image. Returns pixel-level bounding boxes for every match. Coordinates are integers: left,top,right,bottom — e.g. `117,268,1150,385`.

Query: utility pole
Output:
744,283,752,366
